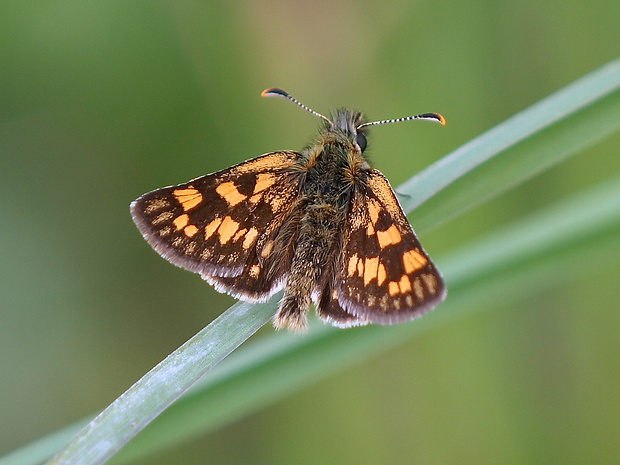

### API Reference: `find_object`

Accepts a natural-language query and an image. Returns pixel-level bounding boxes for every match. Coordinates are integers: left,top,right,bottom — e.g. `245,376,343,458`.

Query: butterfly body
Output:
131,91,446,331
276,109,365,329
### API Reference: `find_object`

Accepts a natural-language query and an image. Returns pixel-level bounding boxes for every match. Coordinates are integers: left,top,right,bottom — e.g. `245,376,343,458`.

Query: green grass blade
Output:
1,59,618,465
43,299,277,465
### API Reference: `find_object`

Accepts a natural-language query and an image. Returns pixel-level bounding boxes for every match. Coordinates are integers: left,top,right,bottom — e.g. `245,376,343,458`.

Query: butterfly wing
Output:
131,151,303,301
332,169,446,324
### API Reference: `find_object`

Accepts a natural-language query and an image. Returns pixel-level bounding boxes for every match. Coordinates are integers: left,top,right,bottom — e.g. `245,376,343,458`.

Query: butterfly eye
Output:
356,132,367,152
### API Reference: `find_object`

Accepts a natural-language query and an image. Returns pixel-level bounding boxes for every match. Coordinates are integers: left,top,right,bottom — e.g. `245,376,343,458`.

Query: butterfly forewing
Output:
131,151,303,300
336,170,446,324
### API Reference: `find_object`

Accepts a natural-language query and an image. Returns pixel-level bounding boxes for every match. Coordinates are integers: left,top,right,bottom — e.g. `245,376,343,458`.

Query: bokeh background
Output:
1,1,619,464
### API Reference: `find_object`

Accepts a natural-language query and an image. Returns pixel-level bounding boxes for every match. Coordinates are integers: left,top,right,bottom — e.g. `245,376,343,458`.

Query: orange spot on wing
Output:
253,173,277,194
173,214,189,231
398,275,412,294
363,256,379,285
377,224,402,247
215,181,246,206
377,263,387,285
356,257,365,277
204,217,223,239
242,227,259,249
231,229,246,244
173,188,203,211
218,216,240,244
184,224,199,237
403,249,427,273
388,281,400,296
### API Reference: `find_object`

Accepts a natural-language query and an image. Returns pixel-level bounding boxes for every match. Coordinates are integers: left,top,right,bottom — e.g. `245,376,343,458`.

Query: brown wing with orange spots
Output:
332,169,446,324
131,151,303,301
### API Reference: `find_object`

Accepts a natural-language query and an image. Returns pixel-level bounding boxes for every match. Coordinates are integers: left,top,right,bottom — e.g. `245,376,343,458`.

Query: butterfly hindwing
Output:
131,151,303,301
333,169,446,324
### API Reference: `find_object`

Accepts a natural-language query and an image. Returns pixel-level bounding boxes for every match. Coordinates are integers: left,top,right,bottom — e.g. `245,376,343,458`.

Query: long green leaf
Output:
42,299,278,465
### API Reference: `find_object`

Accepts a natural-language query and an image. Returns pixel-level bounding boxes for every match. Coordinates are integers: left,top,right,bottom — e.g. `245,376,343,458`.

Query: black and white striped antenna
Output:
357,113,446,129
261,88,333,126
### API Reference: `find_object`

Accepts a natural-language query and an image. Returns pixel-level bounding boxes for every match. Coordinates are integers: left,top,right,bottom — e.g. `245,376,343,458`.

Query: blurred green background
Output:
1,1,619,464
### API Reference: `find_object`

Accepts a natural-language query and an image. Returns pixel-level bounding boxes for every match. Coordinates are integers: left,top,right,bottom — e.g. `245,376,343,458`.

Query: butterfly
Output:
131,88,446,331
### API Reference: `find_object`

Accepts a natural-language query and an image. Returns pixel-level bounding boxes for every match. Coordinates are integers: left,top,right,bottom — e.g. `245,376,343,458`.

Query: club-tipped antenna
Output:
261,88,333,126
357,112,446,129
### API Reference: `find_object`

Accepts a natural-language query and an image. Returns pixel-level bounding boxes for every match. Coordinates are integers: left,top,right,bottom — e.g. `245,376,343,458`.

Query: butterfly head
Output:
329,108,368,153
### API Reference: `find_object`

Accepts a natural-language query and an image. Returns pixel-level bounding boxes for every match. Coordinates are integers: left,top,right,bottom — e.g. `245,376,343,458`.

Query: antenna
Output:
357,112,446,129
261,88,333,126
